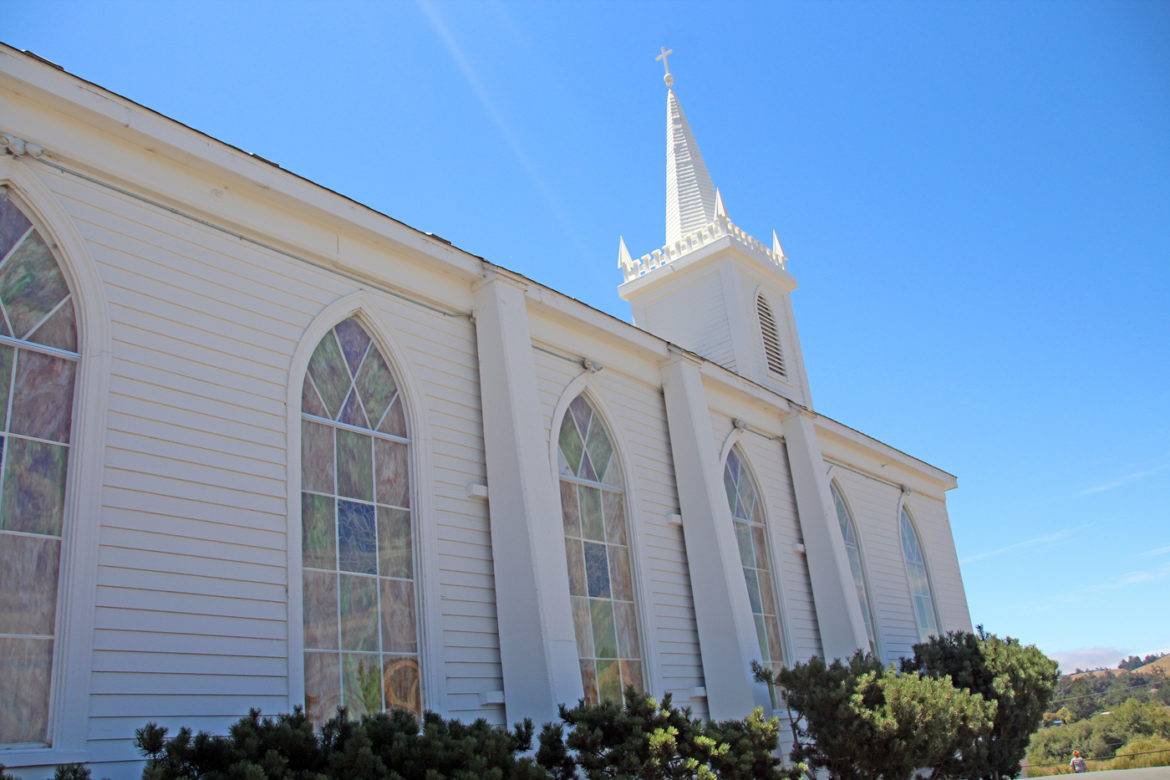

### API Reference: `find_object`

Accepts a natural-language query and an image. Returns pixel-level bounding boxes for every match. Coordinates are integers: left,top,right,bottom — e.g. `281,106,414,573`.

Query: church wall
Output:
1,50,974,775
33,162,506,763
531,339,709,719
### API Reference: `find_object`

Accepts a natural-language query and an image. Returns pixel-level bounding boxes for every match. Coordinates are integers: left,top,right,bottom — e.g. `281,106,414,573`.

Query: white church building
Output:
0,44,970,775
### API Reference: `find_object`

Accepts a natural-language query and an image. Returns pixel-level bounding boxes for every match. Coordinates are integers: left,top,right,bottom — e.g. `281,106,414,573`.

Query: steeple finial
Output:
772,229,787,261
617,235,633,270
656,46,674,88
714,188,728,219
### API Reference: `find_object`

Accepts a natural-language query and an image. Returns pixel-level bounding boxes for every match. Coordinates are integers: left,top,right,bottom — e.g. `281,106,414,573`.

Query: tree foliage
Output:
1050,667,1170,723
534,687,795,779
1,629,1069,780
765,650,995,780
1119,653,1166,671
135,706,545,780
130,696,792,780
1027,698,1170,767
903,631,1059,778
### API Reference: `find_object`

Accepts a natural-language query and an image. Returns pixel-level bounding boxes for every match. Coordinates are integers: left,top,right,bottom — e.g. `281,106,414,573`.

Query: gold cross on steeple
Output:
656,46,674,87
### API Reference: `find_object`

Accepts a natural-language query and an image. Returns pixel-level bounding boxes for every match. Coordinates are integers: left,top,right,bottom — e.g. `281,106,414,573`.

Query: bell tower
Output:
618,50,812,407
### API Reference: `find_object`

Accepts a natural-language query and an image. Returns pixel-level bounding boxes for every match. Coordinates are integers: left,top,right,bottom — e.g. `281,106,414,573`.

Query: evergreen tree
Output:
904,631,1059,778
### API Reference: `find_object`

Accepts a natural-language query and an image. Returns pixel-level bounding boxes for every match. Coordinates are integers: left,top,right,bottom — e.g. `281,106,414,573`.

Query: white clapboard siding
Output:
38,159,505,761
532,347,709,718
640,268,735,371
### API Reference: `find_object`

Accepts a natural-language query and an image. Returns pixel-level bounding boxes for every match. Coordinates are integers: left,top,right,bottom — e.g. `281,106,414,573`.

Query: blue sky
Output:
6,0,1168,672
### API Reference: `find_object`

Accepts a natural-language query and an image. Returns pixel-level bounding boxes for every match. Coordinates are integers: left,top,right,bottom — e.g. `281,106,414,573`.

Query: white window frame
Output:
0,164,111,766
830,479,881,657
547,376,660,700
897,497,941,643
285,293,445,719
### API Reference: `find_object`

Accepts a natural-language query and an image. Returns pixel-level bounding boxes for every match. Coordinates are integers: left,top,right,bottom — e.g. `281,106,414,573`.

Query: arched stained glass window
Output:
557,394,644,705
900,506,940,642
300,317,419,725
831,483,877,653
0,189,79,746
723,447,785,677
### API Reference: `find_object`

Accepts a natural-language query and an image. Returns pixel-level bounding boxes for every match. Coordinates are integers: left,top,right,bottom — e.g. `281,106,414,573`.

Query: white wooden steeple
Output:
618,50,812,406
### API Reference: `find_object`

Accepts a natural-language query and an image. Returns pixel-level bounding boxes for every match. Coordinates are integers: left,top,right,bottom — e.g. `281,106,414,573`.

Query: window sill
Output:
0,747,89,768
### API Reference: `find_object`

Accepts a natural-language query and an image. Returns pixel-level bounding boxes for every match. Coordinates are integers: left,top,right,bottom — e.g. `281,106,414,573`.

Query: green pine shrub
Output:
136,706,544,780
904,630,1059,778
53,767,93,780
762,652,996,780
533,686,796,779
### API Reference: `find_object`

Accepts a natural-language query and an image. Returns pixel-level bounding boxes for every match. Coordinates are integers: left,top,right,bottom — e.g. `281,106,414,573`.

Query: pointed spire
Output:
617,235,633,270
772,229,787,261
662,51,718,246
714,188,728,219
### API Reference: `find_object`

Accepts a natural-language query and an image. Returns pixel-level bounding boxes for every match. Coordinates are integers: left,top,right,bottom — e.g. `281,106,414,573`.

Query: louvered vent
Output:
756,294,786,377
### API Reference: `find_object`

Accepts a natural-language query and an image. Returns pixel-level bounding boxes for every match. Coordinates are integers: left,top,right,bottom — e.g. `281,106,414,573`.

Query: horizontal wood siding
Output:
641,269,735,371
38,163,504,762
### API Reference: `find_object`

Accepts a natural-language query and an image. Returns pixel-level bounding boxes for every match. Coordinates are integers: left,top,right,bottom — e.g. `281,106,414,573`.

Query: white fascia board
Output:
0,46,483,283
815,416,958,494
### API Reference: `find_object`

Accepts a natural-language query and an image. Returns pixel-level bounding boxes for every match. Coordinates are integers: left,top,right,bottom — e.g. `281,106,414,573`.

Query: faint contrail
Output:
1079,460,1170,496
416,0,593,264
961,522,1092,565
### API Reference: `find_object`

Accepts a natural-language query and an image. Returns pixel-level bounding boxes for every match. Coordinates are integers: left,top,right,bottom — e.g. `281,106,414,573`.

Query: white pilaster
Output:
660,354,770,717
473,273,583,723
781,411,869,659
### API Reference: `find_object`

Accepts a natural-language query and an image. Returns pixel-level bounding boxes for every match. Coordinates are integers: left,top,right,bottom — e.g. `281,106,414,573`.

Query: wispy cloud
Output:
1139,544,1170,559
1109,562,1170,588
1079,460,1170,496
961,522,1091,565
1048,646,1129,674
1016,559,1170,611
416,0,592,262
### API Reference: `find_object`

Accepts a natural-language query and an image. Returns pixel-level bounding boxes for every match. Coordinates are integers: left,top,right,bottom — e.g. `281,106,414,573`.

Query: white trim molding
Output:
472,273,582,725
0,157,112,766
659,353,769,717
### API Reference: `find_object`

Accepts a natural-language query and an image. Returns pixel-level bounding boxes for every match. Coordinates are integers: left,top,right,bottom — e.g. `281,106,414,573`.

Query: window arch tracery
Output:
722,446,785,677
0,189,79,745
557,394,644,705
831,482,878,653
900,505,940,642
300,316,420,724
